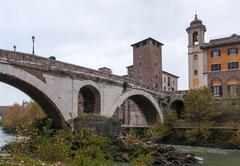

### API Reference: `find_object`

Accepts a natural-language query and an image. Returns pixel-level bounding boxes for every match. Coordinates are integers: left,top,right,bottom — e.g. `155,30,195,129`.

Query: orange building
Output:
187,15,240,97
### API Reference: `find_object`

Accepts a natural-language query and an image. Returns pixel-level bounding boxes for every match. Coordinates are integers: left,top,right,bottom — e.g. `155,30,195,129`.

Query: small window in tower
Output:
156,75,158,79
194,70,198,75
194,55,198,60
139,62,142,66
140,76,142,80
155,62,157,66
193,31,199,45
164,86,166,90
155,83,158,88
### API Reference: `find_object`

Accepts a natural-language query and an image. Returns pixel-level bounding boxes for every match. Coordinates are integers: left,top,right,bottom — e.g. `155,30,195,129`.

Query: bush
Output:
185,123,211,145
1,101,46,134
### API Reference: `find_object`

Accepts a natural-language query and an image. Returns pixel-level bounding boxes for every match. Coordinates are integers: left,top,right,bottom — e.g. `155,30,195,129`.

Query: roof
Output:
186,14,206,32
131,37,164,47
190,14,203,25
201,34,240,49
126,65,133,68
162,71,179,78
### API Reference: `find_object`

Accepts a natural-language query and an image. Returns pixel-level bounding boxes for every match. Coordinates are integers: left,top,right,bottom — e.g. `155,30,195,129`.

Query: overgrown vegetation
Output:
0,101,195,166
147,86,240,149
1,101,46,134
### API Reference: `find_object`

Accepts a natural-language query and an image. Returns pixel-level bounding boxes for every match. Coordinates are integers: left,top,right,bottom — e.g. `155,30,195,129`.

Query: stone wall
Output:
74,116,121,137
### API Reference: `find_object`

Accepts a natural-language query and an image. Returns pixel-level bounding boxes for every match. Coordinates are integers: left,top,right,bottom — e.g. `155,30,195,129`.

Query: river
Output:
0,127,240,165
174,145,240,166
0,127,15,148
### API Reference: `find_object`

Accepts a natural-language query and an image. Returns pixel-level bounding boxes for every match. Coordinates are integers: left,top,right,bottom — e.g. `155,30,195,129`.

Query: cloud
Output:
0,0,240,105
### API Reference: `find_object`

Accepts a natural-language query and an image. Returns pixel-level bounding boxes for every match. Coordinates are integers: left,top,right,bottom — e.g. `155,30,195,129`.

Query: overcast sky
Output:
1,0,240,105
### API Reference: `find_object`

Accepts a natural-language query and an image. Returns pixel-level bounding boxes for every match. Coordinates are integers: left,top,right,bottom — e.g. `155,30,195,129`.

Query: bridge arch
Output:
78,81,101,114
112,90,163,125
170,99,184,118
0,64,68,129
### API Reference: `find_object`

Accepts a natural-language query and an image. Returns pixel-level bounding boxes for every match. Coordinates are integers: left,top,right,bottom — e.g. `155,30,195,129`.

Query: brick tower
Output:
129,37,163,91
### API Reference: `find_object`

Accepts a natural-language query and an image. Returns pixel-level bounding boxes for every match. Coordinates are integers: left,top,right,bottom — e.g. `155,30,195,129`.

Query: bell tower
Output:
186,14,207,89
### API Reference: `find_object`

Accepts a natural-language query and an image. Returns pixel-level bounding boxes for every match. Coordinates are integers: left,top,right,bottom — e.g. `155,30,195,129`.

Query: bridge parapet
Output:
0,49,161,94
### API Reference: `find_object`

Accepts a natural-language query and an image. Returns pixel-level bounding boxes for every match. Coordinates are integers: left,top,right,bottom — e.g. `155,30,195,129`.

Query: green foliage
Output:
145,111,177,141
1,101,46,134
48,56,56,60
184,86,214,124
131,153,153,166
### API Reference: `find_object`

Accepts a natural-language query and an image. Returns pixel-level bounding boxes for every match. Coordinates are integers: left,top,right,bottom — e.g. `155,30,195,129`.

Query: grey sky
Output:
1,0,240,105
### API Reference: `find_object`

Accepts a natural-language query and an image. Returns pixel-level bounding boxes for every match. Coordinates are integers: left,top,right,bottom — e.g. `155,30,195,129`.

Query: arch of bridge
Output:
0,63,68,129
112,89,163,124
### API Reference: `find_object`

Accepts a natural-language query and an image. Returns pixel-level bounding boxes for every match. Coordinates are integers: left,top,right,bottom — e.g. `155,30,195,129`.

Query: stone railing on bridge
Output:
0,49,160,94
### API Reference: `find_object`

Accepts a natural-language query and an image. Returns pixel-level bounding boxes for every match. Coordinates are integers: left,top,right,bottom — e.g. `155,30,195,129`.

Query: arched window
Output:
194,55,198,60
193,31,199,45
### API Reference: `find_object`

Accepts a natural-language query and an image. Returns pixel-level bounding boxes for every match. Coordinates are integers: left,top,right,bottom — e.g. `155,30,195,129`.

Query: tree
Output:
184,86,214,125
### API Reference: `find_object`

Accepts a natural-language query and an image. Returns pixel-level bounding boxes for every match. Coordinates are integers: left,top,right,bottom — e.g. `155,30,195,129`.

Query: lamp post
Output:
32,35,35,55
13,45,16,52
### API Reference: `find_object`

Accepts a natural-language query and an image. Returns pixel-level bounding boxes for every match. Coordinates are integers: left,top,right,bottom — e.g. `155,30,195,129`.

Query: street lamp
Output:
13,45,16,52
32,35,35,55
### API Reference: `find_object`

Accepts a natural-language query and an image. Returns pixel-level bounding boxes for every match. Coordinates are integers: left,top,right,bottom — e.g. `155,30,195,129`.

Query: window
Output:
171,88,175,91
194,70,198,75
164,86,166,90
211,64,221,71
142,41,146,45
194,55,198,60
155,62,157,66
228,61,238,70
168,77,170,86
193,31,199,45
228,85,237,96
156,75,158,79
212,86,222,96
139,62,142,66
156,52,158,56
152,41,155,45
173,80,175,85
164,77,166,82
228,48,238,55
211,50,221,57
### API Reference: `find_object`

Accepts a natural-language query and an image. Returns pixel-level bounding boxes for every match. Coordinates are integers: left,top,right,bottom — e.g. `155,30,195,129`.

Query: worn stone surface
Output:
74,117,121,136
0,49,184,129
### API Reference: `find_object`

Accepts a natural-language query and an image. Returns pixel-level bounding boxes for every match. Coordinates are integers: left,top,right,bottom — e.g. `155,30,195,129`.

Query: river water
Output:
174,145,240,166
0,127,15,148
0,126,240,165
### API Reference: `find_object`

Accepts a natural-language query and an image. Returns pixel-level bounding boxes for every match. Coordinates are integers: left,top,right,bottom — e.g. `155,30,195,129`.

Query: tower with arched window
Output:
186,14,207,89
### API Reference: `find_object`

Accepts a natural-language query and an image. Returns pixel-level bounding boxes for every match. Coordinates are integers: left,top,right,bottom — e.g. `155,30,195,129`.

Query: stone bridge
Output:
0,49,185,129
